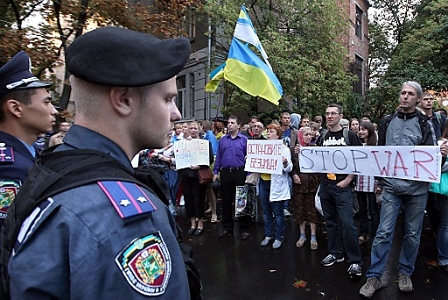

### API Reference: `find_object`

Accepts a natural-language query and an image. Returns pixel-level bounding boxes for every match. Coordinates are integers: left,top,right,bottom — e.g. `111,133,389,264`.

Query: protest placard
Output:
245,140,283,174
299,145,442,183
173,139,210,170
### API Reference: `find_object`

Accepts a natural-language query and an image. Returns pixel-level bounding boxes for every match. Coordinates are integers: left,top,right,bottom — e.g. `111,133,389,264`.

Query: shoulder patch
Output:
115,232,171,296
0,143,14,163
98,181,156,219
0,180,21,219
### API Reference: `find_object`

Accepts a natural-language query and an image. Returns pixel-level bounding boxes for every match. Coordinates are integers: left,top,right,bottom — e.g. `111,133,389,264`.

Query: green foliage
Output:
368,0,448,120
203,0,356,120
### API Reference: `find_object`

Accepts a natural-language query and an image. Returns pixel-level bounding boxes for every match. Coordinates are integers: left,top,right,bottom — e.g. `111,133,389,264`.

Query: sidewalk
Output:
176,207,448,299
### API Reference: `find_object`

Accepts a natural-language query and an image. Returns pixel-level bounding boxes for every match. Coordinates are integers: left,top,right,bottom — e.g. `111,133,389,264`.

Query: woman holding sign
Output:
259,123,293,249
178,121,214,236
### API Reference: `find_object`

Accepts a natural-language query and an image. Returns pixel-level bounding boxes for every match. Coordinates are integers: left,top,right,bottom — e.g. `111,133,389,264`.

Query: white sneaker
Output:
211,214,218,223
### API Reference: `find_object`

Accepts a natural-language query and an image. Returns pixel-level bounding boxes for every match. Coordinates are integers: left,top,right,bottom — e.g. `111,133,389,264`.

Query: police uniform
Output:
7,27,192,299
0,51,51,225
9,125,190,298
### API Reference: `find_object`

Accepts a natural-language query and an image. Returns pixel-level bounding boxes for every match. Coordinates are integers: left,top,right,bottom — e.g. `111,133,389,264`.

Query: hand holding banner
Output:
245,140,283,174
299,145,442,183
173,139,210,170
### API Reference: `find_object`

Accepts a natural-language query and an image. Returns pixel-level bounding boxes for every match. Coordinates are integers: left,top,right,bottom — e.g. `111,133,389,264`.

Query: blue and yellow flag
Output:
206,6,283,105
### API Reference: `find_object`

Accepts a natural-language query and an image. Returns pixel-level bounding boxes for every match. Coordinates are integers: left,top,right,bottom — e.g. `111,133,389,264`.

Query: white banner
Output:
299,145,442,183
174,139,210,170
245,140,283,174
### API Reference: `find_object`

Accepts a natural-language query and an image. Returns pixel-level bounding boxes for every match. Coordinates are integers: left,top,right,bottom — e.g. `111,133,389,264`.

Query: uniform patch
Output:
0,143,14,163
115,232,171,296
97,181,156,219
0,180,21,219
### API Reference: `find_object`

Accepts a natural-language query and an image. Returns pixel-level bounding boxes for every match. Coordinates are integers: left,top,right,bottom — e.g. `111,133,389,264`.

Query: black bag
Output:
0,148,201,299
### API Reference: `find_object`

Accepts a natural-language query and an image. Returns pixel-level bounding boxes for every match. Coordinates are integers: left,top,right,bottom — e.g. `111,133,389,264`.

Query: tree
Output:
366,0,448,121
0,0,202,108
203,0,356,121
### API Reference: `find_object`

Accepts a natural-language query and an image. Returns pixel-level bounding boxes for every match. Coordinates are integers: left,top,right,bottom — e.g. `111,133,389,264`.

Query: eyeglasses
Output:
325,112,340,116
423,98,434,101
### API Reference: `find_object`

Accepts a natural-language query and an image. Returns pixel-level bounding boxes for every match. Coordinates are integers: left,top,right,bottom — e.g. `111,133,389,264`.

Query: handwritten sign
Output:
299,146,442,183
174,139,210,170
245,140,283,174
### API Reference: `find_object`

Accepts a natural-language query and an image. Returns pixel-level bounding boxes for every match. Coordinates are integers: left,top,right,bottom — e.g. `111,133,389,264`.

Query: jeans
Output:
366,191,427,277
319,183,362,263
259,179,285,241
436,193,448,266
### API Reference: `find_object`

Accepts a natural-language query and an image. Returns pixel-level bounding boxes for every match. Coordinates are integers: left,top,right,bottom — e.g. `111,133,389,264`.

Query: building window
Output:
177,76,186,116
182,9,196,40
353,55,363,95
189,73,195,117
355,6,363,39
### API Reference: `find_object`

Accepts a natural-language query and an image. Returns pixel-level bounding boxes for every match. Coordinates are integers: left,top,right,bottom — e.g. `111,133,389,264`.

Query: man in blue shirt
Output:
213,115,250,239
0,51,57,225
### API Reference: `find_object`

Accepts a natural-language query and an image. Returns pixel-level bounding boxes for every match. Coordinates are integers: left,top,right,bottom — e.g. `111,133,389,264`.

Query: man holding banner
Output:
360,81,448,298
317,103,363,278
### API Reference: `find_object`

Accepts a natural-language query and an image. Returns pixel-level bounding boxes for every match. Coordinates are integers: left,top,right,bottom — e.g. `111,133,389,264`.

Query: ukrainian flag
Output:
224,38,282,105
234,6,270,68
206,6,283,105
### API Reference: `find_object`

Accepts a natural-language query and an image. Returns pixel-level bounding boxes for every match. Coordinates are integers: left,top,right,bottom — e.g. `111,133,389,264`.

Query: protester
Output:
360,81,448,298
179,121,214,236
349,118,360,135
213,115,250,240
48,121,71,147
355,121,380,245
4,27,192,298
317,103,363,278
291,127,320,250
258,123,292,249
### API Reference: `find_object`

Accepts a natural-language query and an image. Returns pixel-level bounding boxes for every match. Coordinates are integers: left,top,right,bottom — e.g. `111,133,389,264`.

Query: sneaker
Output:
283,209,291,217
398,273,413,293
321,254,344,266
359,277,386,298
347,263,362,277
310,240,318,251
211,214,218,223
272,240,282,249
296,237,306,248
260,237,273,247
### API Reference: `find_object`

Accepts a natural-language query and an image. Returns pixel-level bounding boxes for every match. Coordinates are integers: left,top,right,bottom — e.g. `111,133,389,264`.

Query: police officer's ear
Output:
109,86,136,116
4,99,24,119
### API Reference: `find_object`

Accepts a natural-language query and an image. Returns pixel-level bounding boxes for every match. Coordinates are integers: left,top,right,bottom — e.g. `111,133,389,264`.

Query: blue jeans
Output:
259,179,285,241
366,191,427,277
319,183,362,264
436,194,448,266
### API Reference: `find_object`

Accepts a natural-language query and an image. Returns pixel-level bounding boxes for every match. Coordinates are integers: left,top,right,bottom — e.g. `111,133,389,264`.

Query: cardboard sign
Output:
299,145,442,183
174,139,210,170
245,140,283,174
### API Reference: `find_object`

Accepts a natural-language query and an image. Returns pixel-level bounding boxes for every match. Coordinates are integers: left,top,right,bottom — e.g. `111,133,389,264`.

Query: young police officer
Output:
5,27,192,299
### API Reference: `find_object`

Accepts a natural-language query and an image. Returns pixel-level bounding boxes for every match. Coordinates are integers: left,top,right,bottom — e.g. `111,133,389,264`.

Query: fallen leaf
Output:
293,278,308,288
426,260,439,267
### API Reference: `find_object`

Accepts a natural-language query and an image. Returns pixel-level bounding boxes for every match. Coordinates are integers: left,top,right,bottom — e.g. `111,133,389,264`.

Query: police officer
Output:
7,27,191,298
0,51,56,225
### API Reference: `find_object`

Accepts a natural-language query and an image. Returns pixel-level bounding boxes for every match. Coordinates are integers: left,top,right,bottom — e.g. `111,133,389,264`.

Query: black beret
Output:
0,51,51,98
65,27,191,87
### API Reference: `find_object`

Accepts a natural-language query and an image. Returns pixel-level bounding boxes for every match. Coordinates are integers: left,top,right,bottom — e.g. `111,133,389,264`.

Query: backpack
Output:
378,111,430,146
0,148,202,299
319,128,351,146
